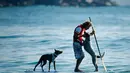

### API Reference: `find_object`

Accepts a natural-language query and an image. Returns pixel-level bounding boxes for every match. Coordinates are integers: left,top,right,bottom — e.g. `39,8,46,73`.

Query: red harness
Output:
75,25,85,43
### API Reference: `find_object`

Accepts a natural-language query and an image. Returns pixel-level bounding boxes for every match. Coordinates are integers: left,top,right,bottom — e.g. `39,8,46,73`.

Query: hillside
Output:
0,0,117,7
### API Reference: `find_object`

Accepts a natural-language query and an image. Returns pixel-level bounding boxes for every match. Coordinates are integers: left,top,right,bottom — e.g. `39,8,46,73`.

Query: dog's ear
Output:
54,49,57,51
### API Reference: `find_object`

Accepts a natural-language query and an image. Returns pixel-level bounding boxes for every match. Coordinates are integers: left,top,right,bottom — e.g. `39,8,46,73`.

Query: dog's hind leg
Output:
41,60,47,72
33,59,41,71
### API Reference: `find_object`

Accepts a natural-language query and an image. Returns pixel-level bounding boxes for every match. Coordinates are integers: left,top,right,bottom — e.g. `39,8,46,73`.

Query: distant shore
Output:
0,0,117,7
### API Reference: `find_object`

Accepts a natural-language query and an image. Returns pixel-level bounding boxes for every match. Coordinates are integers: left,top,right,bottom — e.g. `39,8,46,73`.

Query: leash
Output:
89,17,107,72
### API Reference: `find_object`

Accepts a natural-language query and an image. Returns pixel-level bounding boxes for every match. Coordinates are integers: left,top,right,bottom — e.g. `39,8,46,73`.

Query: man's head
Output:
82,21,91,30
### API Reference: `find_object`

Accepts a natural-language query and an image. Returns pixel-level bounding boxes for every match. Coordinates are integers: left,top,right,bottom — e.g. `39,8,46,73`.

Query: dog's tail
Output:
33,57,42,71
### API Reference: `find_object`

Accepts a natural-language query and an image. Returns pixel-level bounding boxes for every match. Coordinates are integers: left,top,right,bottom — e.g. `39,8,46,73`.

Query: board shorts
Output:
73,42,84,59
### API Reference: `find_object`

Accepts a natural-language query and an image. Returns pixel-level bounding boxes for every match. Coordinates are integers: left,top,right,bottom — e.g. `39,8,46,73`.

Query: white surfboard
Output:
25,70,57,73
25,70,100,73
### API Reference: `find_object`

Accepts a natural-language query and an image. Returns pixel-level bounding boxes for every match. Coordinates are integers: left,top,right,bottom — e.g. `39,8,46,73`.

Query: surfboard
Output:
25,70,57,73
101,52,105,58
25,70,100,73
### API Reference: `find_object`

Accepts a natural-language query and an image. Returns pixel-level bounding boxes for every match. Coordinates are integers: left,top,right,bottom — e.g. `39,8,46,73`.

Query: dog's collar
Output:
54,53,58,57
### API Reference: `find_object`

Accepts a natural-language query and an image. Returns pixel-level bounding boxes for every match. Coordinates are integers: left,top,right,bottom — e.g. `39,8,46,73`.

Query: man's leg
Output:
83,41,98,71
73,42,84,72
91,54,98,71
74,57,84,72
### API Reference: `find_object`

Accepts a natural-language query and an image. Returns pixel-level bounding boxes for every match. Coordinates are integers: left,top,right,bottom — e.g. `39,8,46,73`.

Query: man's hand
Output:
90,30,95,36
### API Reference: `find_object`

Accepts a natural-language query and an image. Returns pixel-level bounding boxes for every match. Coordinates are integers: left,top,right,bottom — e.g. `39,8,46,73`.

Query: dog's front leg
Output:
48,61,51,72
53,61,56,71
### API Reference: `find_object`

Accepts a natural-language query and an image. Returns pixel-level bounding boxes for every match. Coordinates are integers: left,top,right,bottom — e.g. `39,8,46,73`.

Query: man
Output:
73,21,98,72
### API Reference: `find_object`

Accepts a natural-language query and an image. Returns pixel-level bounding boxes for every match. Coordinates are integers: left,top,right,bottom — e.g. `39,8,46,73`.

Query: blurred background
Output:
0,0,130,7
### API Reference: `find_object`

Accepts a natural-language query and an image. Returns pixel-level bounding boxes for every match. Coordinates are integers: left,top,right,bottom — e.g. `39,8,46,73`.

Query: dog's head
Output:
54,49,63,55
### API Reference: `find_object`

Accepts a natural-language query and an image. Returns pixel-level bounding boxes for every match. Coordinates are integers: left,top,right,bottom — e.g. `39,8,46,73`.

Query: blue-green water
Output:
0,6,130,73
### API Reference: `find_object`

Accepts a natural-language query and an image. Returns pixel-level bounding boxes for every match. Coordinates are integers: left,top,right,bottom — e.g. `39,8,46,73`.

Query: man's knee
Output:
76,55,84,60
80,55,85,60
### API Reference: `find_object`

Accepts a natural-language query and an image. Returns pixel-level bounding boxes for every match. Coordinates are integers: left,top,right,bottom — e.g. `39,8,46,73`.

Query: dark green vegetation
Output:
0,0,117,7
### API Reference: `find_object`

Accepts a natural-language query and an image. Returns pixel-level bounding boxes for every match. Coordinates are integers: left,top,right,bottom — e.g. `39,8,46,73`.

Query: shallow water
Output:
0,6,130,73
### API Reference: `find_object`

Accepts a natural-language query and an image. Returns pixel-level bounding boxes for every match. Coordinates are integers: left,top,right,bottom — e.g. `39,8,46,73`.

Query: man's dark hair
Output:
82,21,91,28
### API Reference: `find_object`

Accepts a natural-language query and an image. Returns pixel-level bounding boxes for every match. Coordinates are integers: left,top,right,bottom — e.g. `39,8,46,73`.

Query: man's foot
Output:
74,69,83,72
94,69,98,72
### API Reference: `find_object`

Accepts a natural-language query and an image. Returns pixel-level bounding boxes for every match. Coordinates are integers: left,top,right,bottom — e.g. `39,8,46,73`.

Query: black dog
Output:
33,49,63,72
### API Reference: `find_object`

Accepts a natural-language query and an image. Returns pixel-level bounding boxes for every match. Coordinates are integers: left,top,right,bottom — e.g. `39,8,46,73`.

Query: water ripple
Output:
0,35,39,39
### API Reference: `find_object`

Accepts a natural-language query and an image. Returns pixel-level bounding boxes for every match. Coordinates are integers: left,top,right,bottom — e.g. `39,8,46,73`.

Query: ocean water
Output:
0,6,130,73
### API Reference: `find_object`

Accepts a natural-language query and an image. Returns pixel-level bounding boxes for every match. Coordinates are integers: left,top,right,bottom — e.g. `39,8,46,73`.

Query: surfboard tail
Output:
97,52,105,58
